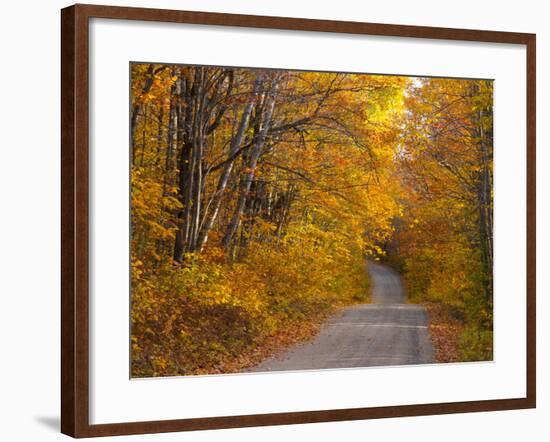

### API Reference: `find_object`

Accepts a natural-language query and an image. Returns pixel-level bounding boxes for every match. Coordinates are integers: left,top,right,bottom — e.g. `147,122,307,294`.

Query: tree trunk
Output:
196,74,264,251
222,77,280,249
473,82,493,304
131,64,154,159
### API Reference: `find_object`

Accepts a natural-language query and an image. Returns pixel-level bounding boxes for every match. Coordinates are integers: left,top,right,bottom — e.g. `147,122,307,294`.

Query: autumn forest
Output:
130,63,493,377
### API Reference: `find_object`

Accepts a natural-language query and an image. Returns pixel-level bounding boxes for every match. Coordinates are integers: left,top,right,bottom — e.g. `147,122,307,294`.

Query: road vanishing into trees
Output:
252,262,434,372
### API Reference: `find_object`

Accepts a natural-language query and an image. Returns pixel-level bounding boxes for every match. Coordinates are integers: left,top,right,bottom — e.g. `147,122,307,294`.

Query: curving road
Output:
252,262,434,372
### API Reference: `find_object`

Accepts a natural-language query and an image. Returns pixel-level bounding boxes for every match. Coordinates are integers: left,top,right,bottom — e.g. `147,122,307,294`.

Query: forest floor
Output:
423,302,464,363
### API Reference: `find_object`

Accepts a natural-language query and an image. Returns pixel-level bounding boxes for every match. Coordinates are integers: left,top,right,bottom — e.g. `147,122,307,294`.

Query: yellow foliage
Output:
129,63,494,375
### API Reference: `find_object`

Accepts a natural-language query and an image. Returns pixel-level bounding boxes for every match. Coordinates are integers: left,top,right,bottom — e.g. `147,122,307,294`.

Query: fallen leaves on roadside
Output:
424,302,465,363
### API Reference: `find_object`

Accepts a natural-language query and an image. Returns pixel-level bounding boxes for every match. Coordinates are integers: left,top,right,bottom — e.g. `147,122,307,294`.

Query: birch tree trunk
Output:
222,77,280,250
196,74,264,251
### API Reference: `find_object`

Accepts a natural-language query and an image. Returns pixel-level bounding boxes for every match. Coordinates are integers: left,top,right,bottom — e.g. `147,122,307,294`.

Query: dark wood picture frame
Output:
61,3,536,438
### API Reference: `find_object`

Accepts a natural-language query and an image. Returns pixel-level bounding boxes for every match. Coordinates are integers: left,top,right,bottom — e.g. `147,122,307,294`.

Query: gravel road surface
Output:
252,262,434,372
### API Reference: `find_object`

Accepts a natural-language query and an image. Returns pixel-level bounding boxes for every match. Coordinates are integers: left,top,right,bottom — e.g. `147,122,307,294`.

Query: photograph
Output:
129,63,493,378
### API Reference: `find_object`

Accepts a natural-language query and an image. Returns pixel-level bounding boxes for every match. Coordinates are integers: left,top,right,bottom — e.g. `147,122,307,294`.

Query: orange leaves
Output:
394,77,493,361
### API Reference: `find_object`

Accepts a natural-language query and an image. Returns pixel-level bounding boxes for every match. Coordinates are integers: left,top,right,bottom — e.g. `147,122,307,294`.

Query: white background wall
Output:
0,0,546,440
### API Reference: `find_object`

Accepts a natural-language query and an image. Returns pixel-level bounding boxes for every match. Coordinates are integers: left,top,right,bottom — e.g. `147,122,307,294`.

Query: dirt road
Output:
252,262,434,372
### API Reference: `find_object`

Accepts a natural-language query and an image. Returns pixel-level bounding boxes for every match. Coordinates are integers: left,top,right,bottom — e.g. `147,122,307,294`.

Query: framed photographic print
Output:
61,3,536,438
